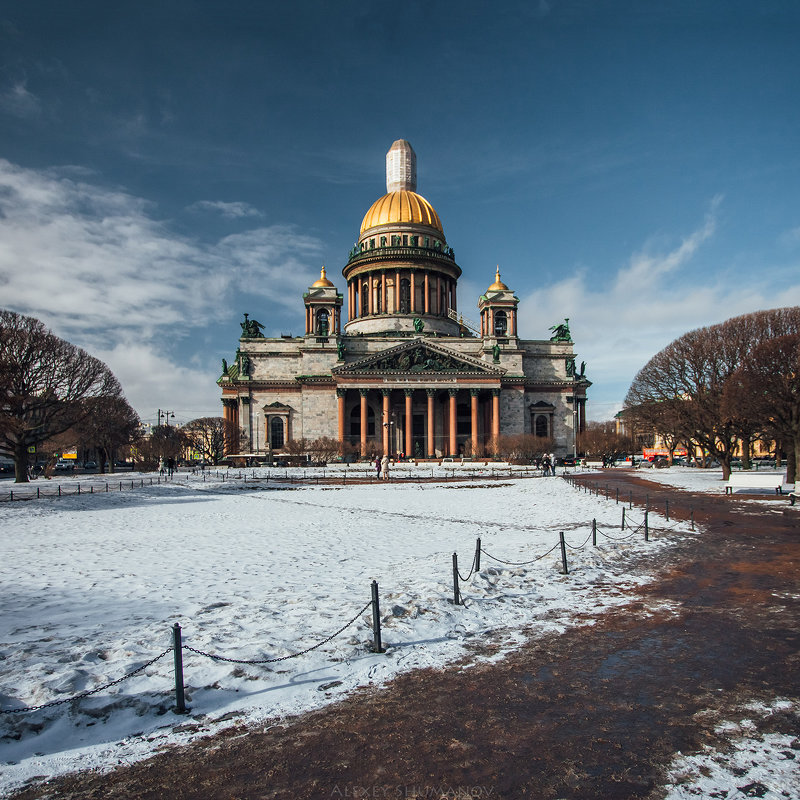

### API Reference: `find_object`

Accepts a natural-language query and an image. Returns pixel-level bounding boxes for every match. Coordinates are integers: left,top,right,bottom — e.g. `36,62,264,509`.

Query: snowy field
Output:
0,466,797,797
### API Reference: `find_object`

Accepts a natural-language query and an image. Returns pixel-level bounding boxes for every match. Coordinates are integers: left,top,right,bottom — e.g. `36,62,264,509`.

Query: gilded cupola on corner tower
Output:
342,140,462,337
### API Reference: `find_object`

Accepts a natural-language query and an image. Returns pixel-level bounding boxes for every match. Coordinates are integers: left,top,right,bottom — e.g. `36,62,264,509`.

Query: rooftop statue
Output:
413,317,425,333
240,313,266,338
549,318,572,342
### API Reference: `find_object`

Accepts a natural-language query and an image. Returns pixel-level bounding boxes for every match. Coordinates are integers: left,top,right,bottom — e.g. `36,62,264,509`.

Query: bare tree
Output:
0,310,121,482
183,417,233,465
74,396,141,473
722,333,800,483
577,421,634,459
306,436,342,465
625,308,800,480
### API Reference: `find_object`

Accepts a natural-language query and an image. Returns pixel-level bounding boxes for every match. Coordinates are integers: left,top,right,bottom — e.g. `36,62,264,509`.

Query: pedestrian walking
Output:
381,454,389,480
375,455,381,478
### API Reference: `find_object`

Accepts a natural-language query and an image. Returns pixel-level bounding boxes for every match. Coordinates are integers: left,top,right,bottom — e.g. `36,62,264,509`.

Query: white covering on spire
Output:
386,139,417,193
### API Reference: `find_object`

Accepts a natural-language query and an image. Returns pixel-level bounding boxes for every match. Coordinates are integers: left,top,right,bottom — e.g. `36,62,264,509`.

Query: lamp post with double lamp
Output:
382,411,397,459
158,409,175,427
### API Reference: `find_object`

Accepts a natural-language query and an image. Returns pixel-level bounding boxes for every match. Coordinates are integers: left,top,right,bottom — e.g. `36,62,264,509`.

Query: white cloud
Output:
91,341,221,425
0,159,322,421
0,81,41,119
188,200,263,219
517,198,800,421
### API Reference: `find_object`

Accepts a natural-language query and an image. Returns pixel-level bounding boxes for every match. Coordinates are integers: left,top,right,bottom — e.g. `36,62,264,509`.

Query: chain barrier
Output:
594,523,640,542
563,531,593,551
456,549,479,582
183,601,372,665
480,540,561,566
0,647,173,714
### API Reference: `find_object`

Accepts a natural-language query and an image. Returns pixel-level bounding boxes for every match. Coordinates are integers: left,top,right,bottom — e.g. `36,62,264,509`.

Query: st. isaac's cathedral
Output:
219,140,589,460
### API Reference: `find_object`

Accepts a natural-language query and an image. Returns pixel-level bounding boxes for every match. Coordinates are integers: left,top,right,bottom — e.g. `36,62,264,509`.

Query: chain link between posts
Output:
0,647,174,714
183,601,372,665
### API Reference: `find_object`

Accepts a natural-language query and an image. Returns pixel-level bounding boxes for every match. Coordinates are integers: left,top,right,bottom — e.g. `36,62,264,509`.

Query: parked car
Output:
82,461,98,471
54,460,74,472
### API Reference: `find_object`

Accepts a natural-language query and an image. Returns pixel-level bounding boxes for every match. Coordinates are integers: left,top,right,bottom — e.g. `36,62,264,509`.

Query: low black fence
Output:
0,478,694,721
0,465,557,502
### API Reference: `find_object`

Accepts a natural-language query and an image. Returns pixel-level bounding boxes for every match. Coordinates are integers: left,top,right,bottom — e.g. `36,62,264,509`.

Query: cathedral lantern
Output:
304,266,343,338
478,267,519,339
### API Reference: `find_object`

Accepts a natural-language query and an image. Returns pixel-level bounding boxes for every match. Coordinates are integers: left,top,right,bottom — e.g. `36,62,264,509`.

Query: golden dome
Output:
311,266,334,288
360,190,443,235
487,266,508,292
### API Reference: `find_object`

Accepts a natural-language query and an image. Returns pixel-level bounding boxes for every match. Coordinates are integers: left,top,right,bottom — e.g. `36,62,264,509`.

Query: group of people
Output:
538,453,557,476
158,457,176,477
374,455,390,480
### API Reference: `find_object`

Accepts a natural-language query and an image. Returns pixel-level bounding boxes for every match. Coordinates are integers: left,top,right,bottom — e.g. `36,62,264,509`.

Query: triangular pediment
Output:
333,338,504,376
263,401,292,411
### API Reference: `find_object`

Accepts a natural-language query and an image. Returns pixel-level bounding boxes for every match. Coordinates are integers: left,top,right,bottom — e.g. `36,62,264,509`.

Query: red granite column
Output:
337,389,346,447
382,390,391,457
404,389,413,457
491,389,500,448
470,389,479,456
360,389,368,457
448,389,458,457
426,389,436,458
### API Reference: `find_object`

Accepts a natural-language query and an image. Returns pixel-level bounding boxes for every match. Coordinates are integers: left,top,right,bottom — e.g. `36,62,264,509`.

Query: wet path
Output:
11,473,800,800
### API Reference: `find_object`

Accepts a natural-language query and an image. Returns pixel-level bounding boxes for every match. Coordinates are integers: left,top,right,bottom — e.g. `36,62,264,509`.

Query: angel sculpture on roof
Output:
549,318,572,342
240,312,265,338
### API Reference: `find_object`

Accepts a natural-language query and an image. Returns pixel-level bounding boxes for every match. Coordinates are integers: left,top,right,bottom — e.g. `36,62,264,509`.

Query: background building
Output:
220,141,589,459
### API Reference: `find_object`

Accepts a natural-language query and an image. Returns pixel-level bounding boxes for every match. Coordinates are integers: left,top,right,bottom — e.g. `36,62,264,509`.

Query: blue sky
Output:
1,0,799,426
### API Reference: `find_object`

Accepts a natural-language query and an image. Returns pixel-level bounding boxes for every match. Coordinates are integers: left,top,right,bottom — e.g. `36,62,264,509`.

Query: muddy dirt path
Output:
10,474,800,800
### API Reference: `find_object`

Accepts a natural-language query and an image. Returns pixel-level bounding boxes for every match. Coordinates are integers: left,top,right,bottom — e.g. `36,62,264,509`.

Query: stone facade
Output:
220,141,589,459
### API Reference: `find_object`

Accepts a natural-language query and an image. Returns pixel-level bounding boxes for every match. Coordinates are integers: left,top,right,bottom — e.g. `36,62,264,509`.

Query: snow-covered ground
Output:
663,699,800,800
629,464,792,495
0,467,796,797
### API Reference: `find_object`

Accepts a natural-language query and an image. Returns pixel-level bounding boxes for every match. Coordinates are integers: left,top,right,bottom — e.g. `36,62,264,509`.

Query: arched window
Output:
494,310,507,336
349,404,376,437
316,309,329,336
270,417,285,449
361,284,369,316
535,415,548,438
400,278,411,313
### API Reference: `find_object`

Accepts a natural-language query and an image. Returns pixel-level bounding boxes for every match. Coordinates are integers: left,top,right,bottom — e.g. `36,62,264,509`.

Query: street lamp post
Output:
382,411,397,459
158,409,175,427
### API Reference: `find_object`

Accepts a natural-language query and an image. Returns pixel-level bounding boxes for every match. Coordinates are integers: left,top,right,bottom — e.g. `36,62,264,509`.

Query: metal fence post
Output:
622,507,625,530
475,538,481,573
172,623,186,714
691,508,694,531
559,532,569,575
371,580,384,653
644,511,649,542
452,552,461,605
665,499,669,521
592,518,597,546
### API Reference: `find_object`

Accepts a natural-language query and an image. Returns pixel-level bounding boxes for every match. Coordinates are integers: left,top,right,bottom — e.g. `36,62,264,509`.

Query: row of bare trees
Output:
624,307,800,482
0,310,239,481
0,310,137,482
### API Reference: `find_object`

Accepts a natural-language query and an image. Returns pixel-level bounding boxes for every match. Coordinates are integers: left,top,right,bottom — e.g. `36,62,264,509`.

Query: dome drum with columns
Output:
219,140,589,460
